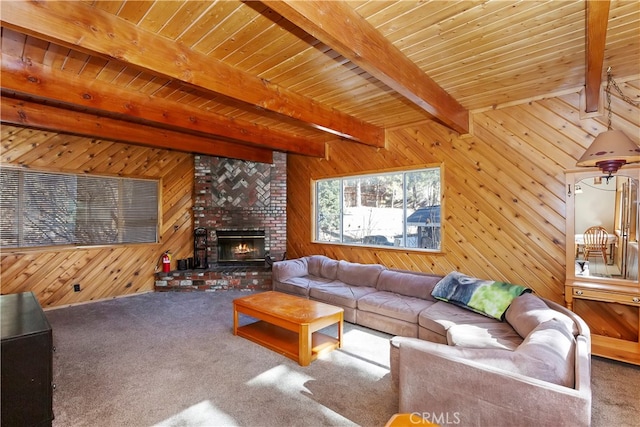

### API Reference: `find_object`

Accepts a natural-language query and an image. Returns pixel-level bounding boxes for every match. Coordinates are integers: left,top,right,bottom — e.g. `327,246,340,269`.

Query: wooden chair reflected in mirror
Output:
582,226,609,265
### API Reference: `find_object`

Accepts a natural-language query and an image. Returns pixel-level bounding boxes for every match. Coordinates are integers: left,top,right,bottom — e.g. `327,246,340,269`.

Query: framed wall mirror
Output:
565,167,640,364
566,168,640,286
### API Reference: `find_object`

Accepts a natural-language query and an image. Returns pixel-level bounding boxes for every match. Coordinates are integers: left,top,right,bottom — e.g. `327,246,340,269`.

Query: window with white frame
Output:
314,166,442,250
0,168,159,248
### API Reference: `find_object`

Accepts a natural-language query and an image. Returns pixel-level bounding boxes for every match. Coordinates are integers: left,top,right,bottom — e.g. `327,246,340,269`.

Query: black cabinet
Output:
1,292,53,427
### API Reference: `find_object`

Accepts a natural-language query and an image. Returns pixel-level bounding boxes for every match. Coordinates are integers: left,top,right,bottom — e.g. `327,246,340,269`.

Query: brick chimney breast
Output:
194,152,287,265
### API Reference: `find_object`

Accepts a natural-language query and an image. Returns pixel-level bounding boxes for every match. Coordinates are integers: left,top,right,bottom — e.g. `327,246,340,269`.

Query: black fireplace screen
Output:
216,230,266,264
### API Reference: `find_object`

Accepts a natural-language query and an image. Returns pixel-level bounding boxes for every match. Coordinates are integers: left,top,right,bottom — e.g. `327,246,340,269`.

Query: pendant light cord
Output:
607,67,640,106
605,69,613,130
604,67,640,131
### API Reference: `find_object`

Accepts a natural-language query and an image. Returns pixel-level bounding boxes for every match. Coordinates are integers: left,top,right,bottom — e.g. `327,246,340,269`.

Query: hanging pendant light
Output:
577,68,640,177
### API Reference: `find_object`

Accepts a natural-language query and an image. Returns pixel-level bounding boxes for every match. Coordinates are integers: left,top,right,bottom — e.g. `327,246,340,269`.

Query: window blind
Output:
0,168,158,248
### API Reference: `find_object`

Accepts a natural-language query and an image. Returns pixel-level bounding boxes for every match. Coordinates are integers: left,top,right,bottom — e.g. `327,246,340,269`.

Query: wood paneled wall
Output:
0,125,194,308
287,78,640,306
1,77,638,325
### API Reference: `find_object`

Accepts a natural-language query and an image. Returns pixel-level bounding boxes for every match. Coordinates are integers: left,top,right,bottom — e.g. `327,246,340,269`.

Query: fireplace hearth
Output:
216,230,266,265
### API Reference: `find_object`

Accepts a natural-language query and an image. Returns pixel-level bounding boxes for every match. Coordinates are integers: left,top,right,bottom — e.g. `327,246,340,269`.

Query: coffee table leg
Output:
233,303,238,336
337,313,343,348
299,323,311,366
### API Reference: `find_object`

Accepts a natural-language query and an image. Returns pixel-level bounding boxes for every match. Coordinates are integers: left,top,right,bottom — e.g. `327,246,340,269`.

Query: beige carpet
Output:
589,356,640,426
44,291,640,427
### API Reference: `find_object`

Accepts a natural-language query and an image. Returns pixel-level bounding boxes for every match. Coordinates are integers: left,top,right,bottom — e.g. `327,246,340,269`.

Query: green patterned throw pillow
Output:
431,271,531,320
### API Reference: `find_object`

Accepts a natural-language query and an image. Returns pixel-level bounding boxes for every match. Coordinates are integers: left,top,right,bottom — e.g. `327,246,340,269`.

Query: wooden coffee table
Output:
233,291,344,366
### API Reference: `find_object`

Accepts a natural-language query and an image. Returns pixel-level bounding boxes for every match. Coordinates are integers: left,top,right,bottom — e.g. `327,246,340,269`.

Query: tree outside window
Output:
314,166,442,250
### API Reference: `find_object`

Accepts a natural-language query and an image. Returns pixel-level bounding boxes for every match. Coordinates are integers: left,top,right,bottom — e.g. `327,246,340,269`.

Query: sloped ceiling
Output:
1,0,639,162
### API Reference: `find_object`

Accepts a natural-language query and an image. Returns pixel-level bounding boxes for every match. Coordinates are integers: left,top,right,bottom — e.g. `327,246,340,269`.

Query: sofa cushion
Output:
393,337,570,388
357,291,435,323
309,281,378,309
516,319,576,388
431,271,531,320
307,255,339,279
446,322,523,350
336,260,386,287
398,319,576,388
505,293,579,338
275,275,334,297
272,257,308,282
418,301,492,338
375,269,441,300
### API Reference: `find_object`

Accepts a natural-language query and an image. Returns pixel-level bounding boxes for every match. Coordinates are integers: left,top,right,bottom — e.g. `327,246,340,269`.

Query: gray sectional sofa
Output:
272,255,592,427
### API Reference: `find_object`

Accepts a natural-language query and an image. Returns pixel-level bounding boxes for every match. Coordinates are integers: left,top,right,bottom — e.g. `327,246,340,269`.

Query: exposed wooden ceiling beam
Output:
0,54,326,158
265,0,470,135
1,97,273,164
0,0,384,147
585,0,610,113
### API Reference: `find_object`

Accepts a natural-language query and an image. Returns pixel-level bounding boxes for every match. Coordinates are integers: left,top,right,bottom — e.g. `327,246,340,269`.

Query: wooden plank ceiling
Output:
1,0,639,162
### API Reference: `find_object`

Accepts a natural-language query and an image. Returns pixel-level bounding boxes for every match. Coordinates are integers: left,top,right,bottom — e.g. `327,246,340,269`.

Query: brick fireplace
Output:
155,152,286,292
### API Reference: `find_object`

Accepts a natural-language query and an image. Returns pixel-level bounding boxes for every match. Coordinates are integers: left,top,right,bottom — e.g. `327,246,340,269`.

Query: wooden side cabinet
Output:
565,280,640,365
1,292,54,426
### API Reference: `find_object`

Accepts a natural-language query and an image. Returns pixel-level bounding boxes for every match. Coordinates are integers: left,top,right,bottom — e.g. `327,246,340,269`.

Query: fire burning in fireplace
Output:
233,243,254,255
216,230,266,264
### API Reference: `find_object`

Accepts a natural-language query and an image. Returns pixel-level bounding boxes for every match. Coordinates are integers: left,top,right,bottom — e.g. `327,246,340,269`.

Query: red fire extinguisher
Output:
162,251,171,273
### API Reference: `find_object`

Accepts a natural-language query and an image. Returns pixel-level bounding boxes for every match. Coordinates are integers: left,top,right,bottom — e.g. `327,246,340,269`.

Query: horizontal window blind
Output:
0,168,158,248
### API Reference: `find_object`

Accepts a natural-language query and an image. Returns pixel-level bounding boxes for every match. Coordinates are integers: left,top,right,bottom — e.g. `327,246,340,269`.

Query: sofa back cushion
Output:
336,260,386,286
516,319,576,388
506,293,578,338
376,270,442,300
272,257,308,282
307,255,339,279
